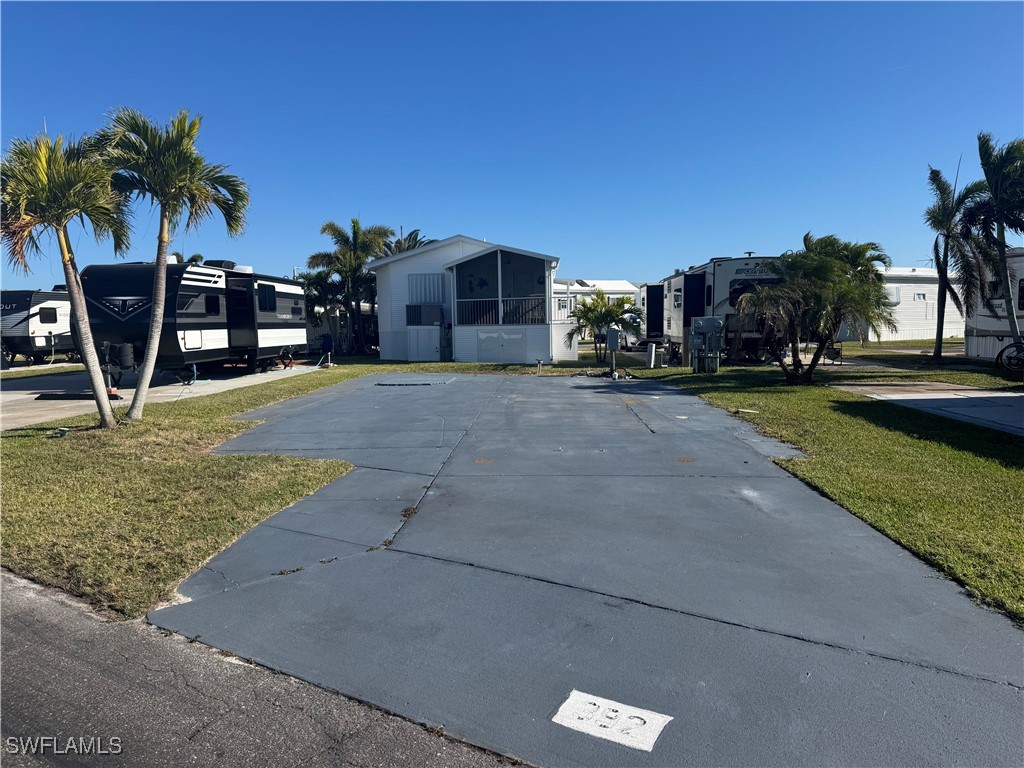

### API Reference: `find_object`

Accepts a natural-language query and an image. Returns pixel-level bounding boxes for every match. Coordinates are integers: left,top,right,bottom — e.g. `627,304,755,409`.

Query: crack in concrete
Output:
620,396,657,434
383,547,1024,692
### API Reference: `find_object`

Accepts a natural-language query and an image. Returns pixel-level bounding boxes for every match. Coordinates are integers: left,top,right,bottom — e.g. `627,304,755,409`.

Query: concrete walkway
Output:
0,364,323,431
833,381,1024,436
150,373,1023,767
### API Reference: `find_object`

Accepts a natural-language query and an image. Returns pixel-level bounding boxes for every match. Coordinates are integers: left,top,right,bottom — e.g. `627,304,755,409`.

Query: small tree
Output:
738,234,896,384
1,135,131,428
564,288,643,363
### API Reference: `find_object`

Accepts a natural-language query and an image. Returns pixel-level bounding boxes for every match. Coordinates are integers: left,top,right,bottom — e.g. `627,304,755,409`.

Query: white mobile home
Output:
866,267,965,342
965,247,1024,361
367,235,578,363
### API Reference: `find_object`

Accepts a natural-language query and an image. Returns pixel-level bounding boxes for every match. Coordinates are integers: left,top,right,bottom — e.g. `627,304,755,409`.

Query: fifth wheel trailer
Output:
79,261,307,373
0,287,76,363
662,257,780,362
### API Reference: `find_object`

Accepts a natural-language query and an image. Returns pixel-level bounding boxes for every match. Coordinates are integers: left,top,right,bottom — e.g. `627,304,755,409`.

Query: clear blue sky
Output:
2,1,1022,291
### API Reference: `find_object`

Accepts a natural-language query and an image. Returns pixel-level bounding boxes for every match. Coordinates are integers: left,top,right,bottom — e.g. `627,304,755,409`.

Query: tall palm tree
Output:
923,164,987,359
962,132,1024,345
99,107,249,421
308,218,394,353
1,135,131,428
564,288,644,363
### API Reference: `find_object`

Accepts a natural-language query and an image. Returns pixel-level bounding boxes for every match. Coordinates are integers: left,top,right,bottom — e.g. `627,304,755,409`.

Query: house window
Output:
38,307,57,324
914,293,926,301
557,298,569,311
205,295,220,315
257,284,277,312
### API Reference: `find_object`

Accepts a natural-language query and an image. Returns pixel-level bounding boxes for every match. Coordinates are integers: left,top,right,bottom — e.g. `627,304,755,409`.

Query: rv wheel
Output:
32,353,47,365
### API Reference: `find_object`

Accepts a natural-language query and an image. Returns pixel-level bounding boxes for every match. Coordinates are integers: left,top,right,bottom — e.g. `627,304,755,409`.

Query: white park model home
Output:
366,235,579,363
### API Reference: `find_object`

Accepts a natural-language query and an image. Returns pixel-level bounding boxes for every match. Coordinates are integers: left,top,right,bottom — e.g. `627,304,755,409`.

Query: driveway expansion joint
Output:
385,546,1023,691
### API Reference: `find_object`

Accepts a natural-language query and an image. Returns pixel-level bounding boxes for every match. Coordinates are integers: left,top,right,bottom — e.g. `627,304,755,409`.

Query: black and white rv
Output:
0,287,76,364
79,261,307,373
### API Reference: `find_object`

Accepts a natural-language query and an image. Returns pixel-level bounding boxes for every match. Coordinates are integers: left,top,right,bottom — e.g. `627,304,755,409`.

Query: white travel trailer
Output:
965,247,1024,361
0,287,75,364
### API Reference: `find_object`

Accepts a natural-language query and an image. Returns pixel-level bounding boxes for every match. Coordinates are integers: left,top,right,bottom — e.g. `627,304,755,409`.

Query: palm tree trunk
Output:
997,223,1023,344
933,241,949,360
126,209,170,421
57,229,117,429
354,299,365,354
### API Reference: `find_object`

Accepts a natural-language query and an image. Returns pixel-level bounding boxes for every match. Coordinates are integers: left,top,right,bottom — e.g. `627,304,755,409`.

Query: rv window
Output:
705,285,712,307
205,295,220,315
257,284,277,312
914,293,926,301
38,307,57,324
291,305,303,317
1019,281,1024,306
673,293,682,309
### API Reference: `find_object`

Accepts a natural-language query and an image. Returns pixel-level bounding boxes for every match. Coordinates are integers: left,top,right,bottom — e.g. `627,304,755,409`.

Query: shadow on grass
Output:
830,398,1024,470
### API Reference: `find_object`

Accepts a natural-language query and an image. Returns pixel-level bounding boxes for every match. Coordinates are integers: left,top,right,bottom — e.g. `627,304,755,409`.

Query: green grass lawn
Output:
3,354,1021,622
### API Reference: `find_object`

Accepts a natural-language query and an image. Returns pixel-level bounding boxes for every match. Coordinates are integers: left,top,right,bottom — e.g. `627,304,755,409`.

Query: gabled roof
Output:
364,234,490,272
443,242,559,269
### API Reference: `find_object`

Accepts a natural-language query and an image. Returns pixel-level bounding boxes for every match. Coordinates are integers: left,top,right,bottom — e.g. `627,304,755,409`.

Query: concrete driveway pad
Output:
151,374,1023,766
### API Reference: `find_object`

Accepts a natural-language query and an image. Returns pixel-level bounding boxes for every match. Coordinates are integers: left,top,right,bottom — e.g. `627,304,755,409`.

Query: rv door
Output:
226,278,258,350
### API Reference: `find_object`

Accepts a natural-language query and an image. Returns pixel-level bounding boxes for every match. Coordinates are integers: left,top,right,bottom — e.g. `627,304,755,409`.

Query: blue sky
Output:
2,1,1022,291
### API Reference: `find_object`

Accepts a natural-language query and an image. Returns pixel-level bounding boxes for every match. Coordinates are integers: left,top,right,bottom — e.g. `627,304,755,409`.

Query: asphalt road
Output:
149,373,1024,767
0,573,518,768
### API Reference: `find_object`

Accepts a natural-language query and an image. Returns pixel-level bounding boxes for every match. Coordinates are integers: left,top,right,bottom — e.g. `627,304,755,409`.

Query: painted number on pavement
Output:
551,689,673,752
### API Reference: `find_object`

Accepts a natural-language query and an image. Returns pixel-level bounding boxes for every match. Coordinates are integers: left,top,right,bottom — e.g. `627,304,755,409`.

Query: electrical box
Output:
606,328,620,350
690,316,725,373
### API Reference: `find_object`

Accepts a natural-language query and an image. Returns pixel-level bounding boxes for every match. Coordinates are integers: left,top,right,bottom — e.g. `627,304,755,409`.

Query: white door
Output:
407,326,440,361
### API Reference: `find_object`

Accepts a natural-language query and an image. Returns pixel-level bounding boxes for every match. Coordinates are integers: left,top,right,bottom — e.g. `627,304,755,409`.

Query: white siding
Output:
452,325,552,363
374,238,481,361
453,326,478,361
525,325,552,362
551,323,578,361
869,282,965,342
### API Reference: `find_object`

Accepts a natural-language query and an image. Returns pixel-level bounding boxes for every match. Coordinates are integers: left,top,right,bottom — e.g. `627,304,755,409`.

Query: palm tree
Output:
923,164,988,360
961,132,1024,345
738,233,896,384
1,134,131,428
385,228,434,256
308,218,394,353
564,288,644,363
99,107,249,421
